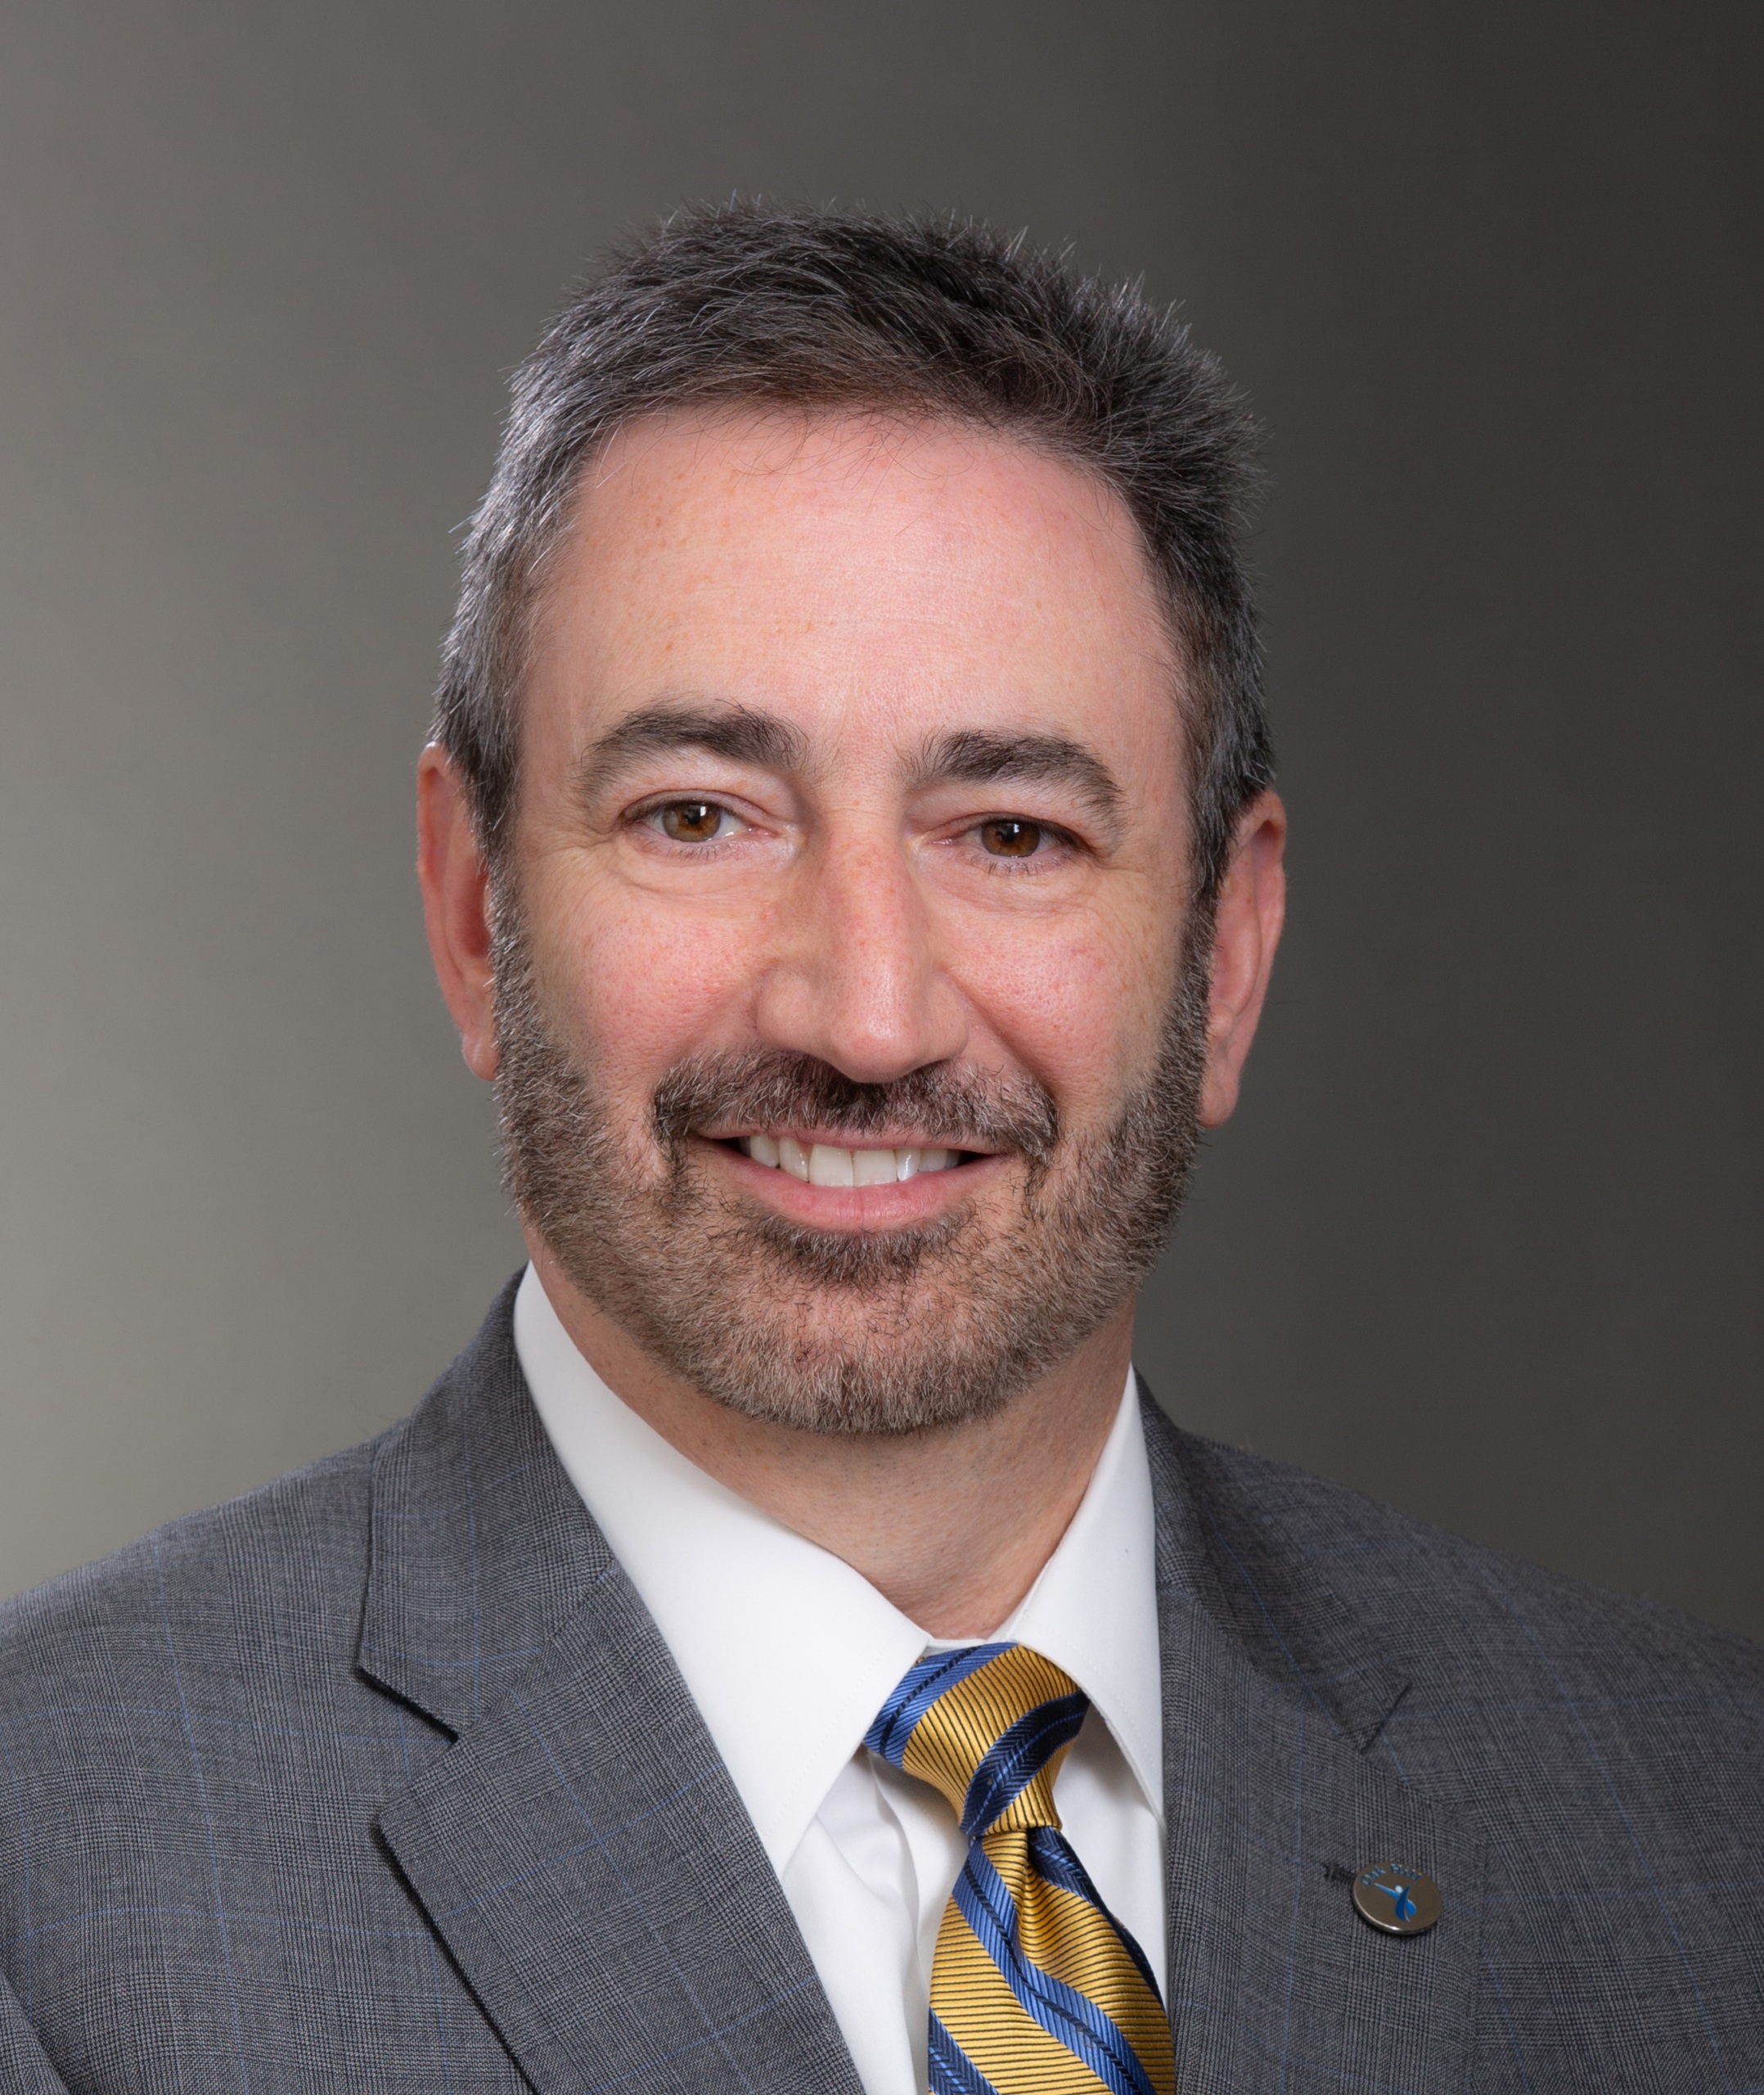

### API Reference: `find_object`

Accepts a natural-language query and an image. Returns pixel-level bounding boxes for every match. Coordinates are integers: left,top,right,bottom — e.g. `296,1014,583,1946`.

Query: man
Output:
0,207,1757,2095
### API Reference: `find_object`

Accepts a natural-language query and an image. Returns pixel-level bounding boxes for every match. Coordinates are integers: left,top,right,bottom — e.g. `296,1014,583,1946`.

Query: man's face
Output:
483,409,1213,1432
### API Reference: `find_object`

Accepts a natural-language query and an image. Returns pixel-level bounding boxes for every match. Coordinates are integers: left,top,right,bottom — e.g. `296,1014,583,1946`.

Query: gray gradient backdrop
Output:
2,2,1759,1633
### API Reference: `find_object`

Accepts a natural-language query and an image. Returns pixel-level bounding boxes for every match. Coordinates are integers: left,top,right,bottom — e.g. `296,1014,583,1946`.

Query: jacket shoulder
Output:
1160,1415,1764,1709
0,1430,388,1719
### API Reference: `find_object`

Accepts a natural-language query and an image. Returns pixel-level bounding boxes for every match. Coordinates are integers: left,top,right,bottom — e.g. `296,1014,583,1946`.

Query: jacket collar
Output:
1139,1384,1412,1751
356,1274,612,1737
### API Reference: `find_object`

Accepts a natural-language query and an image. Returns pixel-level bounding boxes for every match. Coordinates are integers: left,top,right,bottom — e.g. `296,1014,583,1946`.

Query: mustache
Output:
650,1048,1060,1168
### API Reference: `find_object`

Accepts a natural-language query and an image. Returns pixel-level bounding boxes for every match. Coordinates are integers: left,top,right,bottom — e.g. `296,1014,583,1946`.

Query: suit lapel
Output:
361,1282,862,2095
1142,1394,1484,2094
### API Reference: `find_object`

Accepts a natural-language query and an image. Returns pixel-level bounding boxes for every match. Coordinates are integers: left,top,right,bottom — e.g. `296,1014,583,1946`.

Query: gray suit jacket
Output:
1,1277,1760,2091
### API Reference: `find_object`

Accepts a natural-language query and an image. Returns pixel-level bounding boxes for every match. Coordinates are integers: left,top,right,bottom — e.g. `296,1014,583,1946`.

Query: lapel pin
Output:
1352,1861,1442,1936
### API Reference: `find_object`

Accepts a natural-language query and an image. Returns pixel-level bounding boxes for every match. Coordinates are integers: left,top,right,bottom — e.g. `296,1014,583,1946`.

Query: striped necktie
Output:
866,1642,1176,2095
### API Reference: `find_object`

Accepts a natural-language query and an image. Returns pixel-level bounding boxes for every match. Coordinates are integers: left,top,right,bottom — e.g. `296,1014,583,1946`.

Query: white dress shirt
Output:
513,1264,1165,2095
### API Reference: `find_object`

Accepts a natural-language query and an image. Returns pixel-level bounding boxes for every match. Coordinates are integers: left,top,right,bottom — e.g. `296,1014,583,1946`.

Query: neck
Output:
525,1241,1135,1638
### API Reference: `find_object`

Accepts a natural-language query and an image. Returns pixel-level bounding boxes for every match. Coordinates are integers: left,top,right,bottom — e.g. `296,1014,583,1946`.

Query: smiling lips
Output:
734,1134,966,1187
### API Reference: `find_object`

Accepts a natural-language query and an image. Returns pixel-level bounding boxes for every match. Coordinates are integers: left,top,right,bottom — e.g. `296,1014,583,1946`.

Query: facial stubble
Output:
492,886,1213,1436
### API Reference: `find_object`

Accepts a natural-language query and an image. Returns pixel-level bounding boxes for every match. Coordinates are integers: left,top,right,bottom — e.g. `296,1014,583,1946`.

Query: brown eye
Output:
979,818,1042,858
658,800,727,843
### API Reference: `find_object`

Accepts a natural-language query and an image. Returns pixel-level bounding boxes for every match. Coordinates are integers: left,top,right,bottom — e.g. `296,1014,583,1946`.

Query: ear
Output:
1197,791,1287,1127
416,744,500,1081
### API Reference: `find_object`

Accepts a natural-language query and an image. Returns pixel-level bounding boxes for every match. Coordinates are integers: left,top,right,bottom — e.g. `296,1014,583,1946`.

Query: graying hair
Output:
433,202,1271,900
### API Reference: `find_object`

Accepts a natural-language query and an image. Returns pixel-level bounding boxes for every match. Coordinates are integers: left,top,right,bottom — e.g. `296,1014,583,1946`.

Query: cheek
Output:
533,871,768,1085
959,911,1175,1115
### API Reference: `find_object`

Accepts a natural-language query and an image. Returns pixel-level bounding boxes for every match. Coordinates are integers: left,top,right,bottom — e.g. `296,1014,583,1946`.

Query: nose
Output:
753,828,968,1084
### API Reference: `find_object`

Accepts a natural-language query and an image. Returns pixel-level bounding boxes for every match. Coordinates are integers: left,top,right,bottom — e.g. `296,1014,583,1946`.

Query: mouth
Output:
691,1125,1001,1222
729,1133,974,1187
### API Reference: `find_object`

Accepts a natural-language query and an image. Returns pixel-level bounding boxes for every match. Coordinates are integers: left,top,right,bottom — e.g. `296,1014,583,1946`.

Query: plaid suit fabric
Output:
0,1282,857,2095
0,1281,1758,2092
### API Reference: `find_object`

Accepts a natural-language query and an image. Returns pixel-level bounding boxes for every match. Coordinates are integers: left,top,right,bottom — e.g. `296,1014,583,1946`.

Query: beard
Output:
491,890,1213,1437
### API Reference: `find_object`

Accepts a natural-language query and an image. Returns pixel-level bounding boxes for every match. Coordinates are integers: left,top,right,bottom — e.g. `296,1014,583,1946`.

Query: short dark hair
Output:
434,203,1271,902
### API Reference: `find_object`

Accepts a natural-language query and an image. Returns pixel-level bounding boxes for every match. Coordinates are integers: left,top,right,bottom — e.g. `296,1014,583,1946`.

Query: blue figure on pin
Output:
1352,1861,1443,1936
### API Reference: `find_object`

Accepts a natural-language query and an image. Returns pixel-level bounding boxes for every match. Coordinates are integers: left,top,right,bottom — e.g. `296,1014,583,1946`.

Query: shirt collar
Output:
987,1376,1163,1824
513,1264,1162,1874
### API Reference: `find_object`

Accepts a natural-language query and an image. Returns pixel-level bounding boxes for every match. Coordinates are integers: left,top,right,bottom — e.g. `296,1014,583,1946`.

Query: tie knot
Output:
865,1643,1088,1840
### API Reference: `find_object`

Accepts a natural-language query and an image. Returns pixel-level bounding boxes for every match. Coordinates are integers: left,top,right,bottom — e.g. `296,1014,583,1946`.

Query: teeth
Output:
808,1142,855,1188
777,1136,811,1181
737,1137,962,1182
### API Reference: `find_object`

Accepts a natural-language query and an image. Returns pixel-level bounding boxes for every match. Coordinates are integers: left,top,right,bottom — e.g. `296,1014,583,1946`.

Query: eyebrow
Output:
577,705,1124,831
578,702,809,797
911,729,1124,826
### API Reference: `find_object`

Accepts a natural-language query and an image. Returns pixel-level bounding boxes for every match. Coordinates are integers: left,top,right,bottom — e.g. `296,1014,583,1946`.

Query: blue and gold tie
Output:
866,1642,1176,2095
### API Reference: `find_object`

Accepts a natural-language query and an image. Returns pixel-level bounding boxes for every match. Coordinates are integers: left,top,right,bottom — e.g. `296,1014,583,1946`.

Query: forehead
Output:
524,407,1183,771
